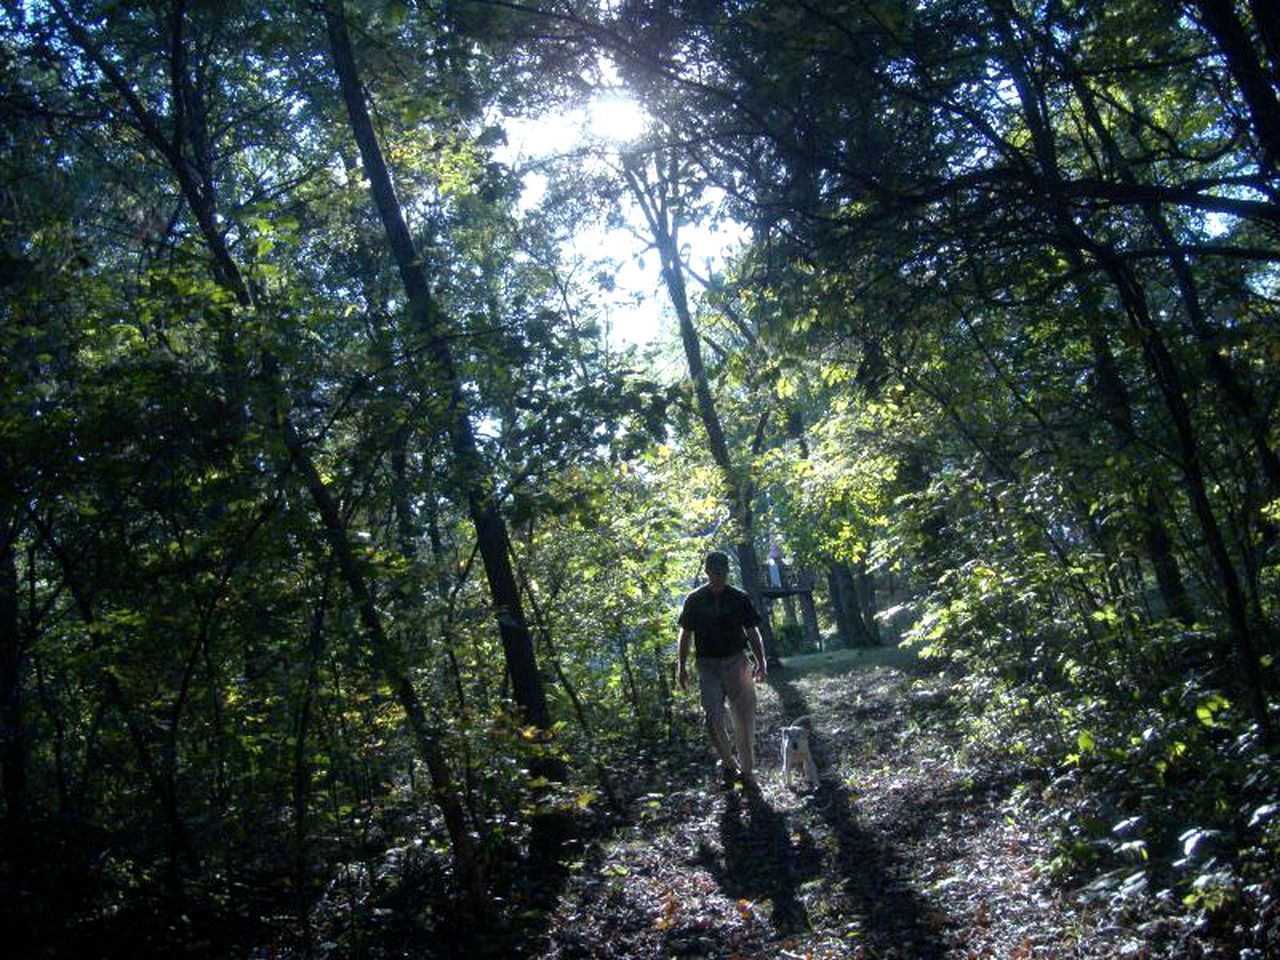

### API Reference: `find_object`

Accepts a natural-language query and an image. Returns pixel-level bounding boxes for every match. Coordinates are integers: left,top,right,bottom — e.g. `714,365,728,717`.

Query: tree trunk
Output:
0,526,24,825
1087,324,1196,625
323,0,557,744
827,563,870,647
620,156,776,660
826,567,854,647
799,590,823,652
1250,0,1280,82
735,538,776,658
54,0,491,898
1193,0,1280,170
855,563,881,644
292,562,333,955
995,12,1271,733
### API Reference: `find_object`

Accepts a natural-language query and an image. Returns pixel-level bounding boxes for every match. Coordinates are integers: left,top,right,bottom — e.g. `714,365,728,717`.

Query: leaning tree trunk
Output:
52,0,487,901
1192,0,1280,171
323,1,558,747
993,13,1271,733
620,156,777,659
0,525,24,825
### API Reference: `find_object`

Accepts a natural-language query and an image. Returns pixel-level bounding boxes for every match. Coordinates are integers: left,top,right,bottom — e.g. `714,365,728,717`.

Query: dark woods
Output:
1,1,1277,956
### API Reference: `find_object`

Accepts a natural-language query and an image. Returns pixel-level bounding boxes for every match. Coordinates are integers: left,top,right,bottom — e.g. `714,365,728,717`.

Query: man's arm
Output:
676,627,693,691
745,625,767,682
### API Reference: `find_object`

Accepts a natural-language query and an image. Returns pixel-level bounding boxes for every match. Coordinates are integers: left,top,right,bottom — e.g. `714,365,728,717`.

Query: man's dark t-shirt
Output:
678,584,762,658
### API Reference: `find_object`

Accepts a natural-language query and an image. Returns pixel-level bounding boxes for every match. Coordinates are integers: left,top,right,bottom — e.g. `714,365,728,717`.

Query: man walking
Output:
676,550,769,788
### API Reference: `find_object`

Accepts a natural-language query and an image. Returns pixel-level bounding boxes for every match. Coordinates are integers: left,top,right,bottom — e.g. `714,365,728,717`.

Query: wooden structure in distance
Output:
759,558,822,651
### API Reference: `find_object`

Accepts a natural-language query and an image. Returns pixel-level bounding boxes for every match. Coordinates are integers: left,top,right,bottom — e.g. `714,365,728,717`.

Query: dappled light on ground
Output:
533,654,1247,959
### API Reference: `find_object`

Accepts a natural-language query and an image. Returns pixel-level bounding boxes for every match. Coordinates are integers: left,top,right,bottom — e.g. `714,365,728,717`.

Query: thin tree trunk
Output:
322,0,557,745
513,559,621,811
54,0,489,898
620,156,777,660
293,562,334,957
855,563,881,643
1086,324,1197,624
826,567,854,648
0,524,24,825
1192,0,1280,170
1250,0,1280,81
799,590,822,652
32,650,69,815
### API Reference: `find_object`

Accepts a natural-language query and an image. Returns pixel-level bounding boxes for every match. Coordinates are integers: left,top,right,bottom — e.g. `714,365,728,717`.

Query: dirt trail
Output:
535,657,1163,959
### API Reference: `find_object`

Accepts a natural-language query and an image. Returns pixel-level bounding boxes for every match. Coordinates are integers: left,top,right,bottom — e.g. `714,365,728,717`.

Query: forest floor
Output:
525,648,1239,960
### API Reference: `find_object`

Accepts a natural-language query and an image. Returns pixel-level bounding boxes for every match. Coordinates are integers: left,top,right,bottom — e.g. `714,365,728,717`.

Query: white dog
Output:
781,719,819,791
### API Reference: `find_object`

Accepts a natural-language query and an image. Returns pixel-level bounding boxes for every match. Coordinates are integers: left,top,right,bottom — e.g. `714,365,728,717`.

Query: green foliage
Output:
593,0,1279,945
772,622,806,656
3,0,1279,954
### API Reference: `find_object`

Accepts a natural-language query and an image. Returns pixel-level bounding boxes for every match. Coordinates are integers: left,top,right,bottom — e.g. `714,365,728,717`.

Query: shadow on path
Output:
694,786,822,935
768,672,950,959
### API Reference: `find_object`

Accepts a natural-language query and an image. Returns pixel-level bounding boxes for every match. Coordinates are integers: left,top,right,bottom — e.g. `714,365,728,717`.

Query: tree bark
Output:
323,0,557,742
54,0,490,898
620,155,777,660
1192,0,1280,171
0,524,24,825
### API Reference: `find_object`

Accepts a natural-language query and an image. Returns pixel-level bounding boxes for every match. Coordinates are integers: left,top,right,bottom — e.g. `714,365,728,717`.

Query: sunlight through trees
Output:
1,1,1277,956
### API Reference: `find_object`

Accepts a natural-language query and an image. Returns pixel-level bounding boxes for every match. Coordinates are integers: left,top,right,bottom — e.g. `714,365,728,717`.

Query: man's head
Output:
704,550,731,588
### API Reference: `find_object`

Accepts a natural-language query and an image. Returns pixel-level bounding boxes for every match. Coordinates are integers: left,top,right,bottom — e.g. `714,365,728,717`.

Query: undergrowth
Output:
913,640,1280,956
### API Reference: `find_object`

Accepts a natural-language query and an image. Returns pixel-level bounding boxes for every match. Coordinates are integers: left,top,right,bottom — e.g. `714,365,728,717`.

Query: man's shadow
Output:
767,673,950,958
693,786,820,935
